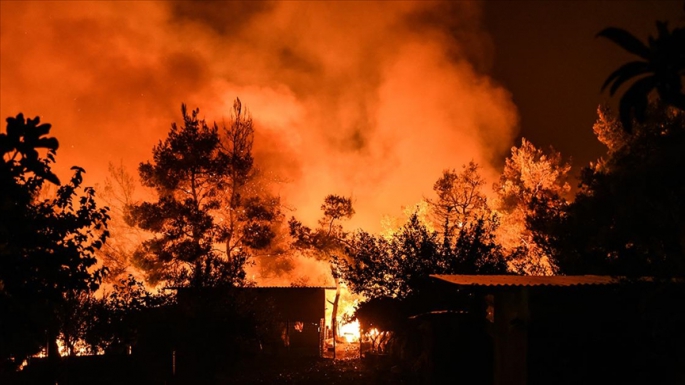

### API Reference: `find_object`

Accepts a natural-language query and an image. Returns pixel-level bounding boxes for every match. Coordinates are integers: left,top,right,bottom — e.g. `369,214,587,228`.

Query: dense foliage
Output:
0,114,109,368
128,100,280,288
3,10,684,383
334,161,511,305
537,105,685,277
494,138,571,275
289,194,355,340
338,212,506,301
79,276,174,355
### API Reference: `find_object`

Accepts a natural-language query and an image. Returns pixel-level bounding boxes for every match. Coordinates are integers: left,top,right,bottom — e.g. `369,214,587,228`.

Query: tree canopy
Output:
493,138,570,275
338,163,507,303
541,105,685,277
427,161,490,242
598,21,685,131
128,104,231,287
128,101,280,288
288,194,355,340
0,113,109,368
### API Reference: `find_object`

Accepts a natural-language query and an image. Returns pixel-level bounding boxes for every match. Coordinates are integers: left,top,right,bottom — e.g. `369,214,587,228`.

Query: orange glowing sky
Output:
1,1,681,231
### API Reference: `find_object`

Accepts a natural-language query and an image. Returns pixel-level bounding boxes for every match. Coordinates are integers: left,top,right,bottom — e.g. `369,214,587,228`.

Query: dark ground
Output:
193,342,414,385
4,344,416,385
216,355,409,385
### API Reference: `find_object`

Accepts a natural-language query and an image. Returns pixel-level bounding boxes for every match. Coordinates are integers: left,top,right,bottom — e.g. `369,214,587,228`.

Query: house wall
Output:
175,287,327,358
493,288,529,385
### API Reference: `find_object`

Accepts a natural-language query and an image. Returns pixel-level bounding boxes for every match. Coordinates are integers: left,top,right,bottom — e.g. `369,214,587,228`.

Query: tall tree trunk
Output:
331,274,340,343
193,259,203,288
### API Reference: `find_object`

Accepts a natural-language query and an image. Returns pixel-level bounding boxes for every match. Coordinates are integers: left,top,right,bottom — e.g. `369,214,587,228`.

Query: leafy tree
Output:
428,161,490,239
128,100,280,288
0,113,109,368
218,99,281,267
338,211,505,364
337,162,505,302
339,212,506,302
543,105,685,277
79,275,173,355
47,275,174,360
339,214,439,300
598,20,685,131
591,105,630,159
426,161,500,267
289,194,354,340
336,231,394,300
447,215,507,275
493,138,570,275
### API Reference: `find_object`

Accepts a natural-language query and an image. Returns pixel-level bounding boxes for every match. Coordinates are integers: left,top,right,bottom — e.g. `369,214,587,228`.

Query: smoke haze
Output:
0,1,519,233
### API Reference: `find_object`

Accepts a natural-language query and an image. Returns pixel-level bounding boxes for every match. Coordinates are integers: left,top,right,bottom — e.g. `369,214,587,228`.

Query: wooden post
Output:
359,327,363,358
319,318,325,357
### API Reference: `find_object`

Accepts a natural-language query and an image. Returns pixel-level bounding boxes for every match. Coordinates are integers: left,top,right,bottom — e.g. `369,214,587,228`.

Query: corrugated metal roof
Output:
408,310,468,319
166,285,336,290
431,274,619,287
249,286,337,290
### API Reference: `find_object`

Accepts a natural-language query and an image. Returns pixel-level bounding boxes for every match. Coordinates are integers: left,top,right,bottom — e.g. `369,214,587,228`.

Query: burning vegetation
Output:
2,2,685,384
3,92,685,384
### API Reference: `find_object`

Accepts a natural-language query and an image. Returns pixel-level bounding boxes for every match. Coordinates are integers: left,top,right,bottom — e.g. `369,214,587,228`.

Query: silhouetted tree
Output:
598,20,685,131
339,214,439,300
540,105,685,277
0,113,109,369
218,99,282,279
447,215,507,275
128,104,231,287
128,100,280,288
79,275,173,355
339,212,505,302
427,161,490,246
289,194,354,340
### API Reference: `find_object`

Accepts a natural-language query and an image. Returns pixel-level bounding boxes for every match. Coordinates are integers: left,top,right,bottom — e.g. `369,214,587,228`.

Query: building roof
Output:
249,286,337,290
167,285,336,290
431,274,619,287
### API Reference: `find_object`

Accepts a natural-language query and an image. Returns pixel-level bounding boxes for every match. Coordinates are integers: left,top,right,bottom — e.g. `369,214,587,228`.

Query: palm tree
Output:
598,21,685,132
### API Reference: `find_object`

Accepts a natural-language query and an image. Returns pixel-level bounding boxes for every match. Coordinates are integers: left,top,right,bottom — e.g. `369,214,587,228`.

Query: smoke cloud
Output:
0,1,518,234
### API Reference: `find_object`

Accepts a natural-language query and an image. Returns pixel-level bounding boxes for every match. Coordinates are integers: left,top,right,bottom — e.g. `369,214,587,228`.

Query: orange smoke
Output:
0,1,518,233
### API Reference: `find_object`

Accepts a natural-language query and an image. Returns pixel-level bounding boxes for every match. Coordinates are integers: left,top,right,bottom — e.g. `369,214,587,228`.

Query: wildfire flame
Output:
339,320,360,343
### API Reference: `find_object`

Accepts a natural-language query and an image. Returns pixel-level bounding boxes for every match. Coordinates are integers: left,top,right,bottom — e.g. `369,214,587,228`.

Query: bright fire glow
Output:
0,1,519,235
339,320,360,343
56,337,101,357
